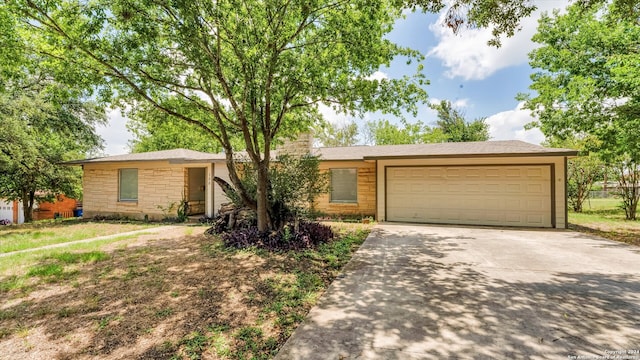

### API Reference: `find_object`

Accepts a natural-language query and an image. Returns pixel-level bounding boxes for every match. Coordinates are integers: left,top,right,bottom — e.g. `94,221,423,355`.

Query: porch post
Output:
205,163,214,217
13,200,19,224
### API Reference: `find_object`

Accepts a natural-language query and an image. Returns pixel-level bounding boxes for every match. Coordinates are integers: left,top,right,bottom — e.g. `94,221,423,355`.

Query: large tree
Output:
546,137,604,213
0,77,105,222
429,100,490,142
126,103,226,153
0,8,105,222
8,0,431,231
363,100,490,146
6,0,551,230
521,1,640,219
314,120,359,147
364,118,447,145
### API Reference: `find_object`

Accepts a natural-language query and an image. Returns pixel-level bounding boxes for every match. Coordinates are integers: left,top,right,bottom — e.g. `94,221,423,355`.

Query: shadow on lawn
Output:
0,232,339,359
276,226,640,359
569,224,640,247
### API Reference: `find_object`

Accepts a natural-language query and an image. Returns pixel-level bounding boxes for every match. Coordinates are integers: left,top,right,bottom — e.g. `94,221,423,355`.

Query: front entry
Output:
187,167,206,215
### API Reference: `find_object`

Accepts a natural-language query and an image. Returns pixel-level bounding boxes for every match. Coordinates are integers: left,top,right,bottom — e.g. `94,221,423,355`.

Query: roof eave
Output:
362,151,579,161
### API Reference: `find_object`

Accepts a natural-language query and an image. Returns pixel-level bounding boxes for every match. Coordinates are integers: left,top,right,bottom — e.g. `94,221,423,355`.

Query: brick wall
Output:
33,195,77,220
315,161,376,218
83,161,187,220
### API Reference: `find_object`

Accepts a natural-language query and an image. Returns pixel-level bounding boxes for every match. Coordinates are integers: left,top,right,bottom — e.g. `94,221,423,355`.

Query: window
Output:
330,168,357,203
119,169,138,201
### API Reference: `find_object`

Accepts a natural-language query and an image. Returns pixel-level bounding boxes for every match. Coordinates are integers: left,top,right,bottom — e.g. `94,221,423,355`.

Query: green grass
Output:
46,251,110,264
580,198,623,211
1,250,111,289
0,232,146,277
26,264,65,278
178,331,209,360
0,222,155,254
569,197,640,246
570,198,630,224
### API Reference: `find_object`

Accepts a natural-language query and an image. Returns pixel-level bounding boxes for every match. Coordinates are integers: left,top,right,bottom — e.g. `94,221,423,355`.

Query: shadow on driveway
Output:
275,224,640,359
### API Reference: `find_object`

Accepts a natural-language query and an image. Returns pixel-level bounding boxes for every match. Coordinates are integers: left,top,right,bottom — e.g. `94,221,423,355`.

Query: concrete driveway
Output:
275,223,640,359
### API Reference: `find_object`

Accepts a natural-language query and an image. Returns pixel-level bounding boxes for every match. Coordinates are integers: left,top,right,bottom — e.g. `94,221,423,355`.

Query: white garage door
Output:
386,165,553,228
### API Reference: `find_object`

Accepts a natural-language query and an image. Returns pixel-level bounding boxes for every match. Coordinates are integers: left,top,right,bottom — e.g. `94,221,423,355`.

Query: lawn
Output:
0,220,155,254
0,222,371,359
569,198,640,246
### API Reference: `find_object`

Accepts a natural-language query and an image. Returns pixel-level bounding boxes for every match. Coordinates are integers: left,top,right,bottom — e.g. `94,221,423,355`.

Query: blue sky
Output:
97,1,568,155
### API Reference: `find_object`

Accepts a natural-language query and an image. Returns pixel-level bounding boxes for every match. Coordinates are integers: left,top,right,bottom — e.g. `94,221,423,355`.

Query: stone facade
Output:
278,132,313,157
83,161,187,220
315,161,376,218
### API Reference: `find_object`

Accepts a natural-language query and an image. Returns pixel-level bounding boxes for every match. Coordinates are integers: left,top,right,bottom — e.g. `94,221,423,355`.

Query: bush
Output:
231,154,329,229
219,221,334,252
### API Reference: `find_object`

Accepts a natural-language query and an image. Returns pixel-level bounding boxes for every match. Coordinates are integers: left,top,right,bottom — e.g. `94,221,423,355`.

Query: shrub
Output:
220,221,334,252
92,214,132,221
231,154,329,229
298,221,334,245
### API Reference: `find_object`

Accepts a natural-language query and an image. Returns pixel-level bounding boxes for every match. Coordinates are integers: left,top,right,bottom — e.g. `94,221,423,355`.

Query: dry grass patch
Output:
0,223,370,359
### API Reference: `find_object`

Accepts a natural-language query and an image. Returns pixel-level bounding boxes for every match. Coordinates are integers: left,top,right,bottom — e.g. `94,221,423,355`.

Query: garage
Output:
386,165,554,227
317,140,576,229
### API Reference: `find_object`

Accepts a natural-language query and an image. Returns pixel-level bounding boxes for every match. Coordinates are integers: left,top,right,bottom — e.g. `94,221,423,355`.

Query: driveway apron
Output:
275,223,640,359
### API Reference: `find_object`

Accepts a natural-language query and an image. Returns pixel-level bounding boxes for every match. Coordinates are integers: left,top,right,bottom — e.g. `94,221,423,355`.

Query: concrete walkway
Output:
275,223,640,359
0,225,180,258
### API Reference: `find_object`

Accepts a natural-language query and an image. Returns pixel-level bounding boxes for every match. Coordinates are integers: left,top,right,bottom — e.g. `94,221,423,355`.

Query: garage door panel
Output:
526,214,546,225
387,165,552,228
505,184,521,193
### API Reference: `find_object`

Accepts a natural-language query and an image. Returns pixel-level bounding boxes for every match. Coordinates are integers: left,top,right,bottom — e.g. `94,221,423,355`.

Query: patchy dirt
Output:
0,225,366,359
569,223,640,247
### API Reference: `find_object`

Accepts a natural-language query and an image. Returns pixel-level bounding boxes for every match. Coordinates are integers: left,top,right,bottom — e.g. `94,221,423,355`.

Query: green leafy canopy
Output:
520,0,640,162
521,0,640,219
5,0,549,229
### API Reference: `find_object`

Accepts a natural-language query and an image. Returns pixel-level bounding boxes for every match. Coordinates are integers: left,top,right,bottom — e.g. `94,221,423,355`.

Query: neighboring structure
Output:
0,199,24,224
1,195,80,224
66,140,578,228
33,194,78,221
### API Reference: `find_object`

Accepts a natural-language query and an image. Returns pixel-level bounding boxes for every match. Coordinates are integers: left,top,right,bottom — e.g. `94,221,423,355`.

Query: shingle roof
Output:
65,141,577,165
314,140,577,160
64,148,227,164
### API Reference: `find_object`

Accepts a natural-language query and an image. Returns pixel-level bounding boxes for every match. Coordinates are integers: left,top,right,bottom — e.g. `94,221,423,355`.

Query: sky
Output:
96,1,569,156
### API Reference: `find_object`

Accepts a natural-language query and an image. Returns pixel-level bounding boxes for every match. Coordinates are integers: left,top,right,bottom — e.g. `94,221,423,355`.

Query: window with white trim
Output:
119,168,138,202
330,168,357,203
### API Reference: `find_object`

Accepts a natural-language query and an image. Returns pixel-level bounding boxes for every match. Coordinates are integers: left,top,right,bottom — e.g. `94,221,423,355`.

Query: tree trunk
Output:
616,162,640,220
223,151,257,211
213,177,239,201
21,190,34,223
255,161,270,231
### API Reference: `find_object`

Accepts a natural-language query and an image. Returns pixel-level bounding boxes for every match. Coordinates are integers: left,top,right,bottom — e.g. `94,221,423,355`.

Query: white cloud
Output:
365,71,389,81
317,103,353,126
428,1,569,80
485,102,545,144
427,97,468,107
97,108,133,155
452,98,469,108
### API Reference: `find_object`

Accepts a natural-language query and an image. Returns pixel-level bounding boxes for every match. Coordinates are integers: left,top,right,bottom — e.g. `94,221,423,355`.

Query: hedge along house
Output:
68,140,577,228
